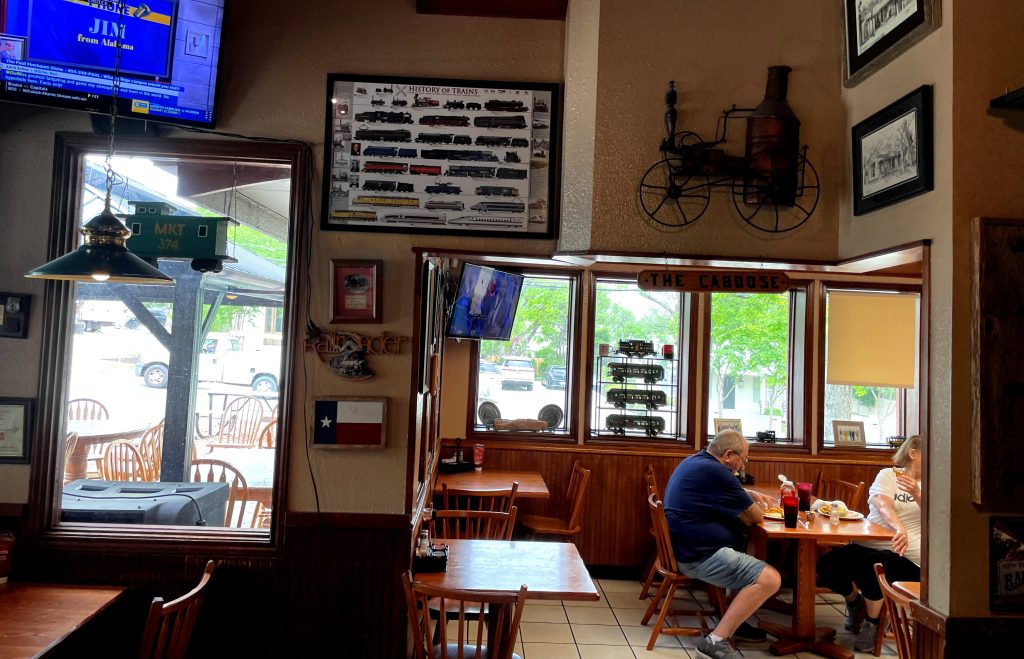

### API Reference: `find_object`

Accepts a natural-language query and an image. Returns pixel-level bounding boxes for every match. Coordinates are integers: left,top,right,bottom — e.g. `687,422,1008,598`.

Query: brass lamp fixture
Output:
25,2,173,286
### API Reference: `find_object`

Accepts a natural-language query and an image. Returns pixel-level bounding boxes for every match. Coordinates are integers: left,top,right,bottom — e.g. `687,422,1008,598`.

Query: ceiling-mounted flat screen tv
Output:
446,263,524,341
0,0,224,127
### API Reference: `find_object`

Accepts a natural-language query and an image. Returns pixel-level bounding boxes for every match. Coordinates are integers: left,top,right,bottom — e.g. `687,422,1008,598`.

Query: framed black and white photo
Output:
832,420,866,448
843,0,940,87
852,85,933,216
0,398,33,464
321,74,559,239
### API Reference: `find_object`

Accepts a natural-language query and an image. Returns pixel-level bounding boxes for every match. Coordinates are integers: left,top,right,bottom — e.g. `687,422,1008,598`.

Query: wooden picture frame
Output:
832,420,866,447
713,418,743,436
312,397,387,449
852,85,933,216
0,397,33,464
843,0,940,87
331,259,382,324
321,73,559,239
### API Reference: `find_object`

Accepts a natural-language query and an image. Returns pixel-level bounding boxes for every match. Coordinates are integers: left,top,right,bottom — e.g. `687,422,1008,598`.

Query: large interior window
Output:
46,136,300,535
589,277,689,442
823,287,920,448
472,272,576,435
707,292,791,441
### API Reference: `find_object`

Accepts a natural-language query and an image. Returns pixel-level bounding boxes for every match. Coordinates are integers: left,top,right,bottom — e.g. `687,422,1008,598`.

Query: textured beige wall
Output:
838,0,954,614
0,0,563,513
562,0,843,258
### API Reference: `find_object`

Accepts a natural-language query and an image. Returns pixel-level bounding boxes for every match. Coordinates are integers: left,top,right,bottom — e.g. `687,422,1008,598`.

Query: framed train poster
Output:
321,74,560,239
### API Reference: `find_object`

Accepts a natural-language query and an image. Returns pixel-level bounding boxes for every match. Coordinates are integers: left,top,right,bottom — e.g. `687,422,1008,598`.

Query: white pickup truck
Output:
134,332,281,392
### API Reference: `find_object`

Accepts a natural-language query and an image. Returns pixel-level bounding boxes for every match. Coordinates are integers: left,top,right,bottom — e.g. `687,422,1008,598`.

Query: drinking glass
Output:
782,495,799,528
796,481,813,511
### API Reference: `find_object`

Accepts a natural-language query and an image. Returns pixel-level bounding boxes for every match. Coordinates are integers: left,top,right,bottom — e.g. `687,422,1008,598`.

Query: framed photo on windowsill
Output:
0,397,33,464
320,74,560,239
331,259,382,324
713,418,743,436
852,85,933,215
832,420,866,448
843,0,940,87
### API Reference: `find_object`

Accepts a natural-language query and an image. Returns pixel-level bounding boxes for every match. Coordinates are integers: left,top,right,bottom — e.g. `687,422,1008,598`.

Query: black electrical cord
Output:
63,491,208,526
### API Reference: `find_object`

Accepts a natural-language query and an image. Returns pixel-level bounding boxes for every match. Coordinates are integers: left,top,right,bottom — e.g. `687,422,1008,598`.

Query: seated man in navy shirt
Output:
664,430,780,659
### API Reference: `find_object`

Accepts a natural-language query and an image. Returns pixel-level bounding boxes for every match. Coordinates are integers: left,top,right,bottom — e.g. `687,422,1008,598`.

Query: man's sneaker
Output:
853,619,878,652
695,634,743,659
844,595,865,633
732,620,767,643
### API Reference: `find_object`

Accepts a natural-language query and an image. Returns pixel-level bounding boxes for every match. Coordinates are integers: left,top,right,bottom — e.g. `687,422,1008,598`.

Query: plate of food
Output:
763,507,784,520
814,501,864,520
838,510,864,520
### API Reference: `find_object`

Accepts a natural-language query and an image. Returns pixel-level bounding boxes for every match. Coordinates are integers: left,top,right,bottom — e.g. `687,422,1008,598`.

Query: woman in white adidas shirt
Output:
816,435,923,652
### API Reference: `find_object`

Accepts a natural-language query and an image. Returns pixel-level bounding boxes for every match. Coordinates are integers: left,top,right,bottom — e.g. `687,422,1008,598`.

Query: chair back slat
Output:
139,420,165,481
206,396,265,448
403,570,526,659
67,398,109,420
434,508,517,540
101,440,146,481
258,419,278,448
563,461,592,534
816,476,868,514
442,481,519,513
138,561,215,659
874,563,914,659
648,492,678,573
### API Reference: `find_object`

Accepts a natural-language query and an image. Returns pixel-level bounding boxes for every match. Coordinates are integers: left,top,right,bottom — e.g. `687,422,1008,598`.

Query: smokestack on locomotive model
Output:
743,65,800,207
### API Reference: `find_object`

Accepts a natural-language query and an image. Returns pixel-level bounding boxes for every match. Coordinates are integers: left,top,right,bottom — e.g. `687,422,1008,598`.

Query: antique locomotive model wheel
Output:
639,131,711,228
730,152,819,233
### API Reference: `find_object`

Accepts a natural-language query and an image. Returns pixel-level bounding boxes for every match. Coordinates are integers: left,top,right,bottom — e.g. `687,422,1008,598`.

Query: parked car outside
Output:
543,365,567,389
500,357,535,391
478,360,502,397
134,332,281,392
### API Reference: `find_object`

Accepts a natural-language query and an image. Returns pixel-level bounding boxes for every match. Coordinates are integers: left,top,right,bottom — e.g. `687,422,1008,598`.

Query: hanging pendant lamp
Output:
25,2,173,286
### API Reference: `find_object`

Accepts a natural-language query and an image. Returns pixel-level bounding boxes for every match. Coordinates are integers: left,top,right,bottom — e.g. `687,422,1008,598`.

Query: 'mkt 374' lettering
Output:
88,20,126,38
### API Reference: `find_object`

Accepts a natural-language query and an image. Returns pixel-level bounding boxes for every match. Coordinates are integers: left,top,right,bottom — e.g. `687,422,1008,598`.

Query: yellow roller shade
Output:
826,290,917,388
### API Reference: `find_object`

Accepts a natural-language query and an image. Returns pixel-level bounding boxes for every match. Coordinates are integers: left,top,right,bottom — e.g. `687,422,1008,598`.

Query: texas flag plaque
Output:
313,398,386,448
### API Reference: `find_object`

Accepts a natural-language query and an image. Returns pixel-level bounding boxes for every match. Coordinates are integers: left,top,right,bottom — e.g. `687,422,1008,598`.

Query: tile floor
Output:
509,577,897,659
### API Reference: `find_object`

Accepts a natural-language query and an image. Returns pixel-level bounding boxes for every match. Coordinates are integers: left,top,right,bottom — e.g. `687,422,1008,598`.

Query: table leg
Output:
760,538,853,659
65,440,90,483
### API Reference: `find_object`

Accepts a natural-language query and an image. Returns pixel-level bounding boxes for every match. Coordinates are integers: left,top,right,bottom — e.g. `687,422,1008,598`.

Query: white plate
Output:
839,511,864,520
763,511,784,520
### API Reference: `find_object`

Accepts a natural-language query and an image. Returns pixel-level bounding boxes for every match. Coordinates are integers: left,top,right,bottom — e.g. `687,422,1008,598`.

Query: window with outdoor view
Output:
707,292,790,440
590,278,688,441
56,141,296,533
473,273,575,434
823,288,919,448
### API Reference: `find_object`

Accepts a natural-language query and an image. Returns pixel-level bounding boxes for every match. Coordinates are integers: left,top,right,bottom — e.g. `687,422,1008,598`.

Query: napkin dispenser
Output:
413,543,449,573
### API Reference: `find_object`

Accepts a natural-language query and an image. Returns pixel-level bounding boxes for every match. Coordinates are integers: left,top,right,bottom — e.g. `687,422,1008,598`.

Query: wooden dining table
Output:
752,511,896,659
415,538,599,602
0,582,125,658
893,580,920,599
435,469,550,499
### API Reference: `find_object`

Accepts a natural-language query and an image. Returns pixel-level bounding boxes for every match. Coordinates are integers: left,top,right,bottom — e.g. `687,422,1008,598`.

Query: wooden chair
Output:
138,420,165,481
204,396,265,449
441,481,519,514
257,419,277,449
874,563,914,659
641,492,725,650
813,474,868,514
520,461,591,540
433,508,518,541
100,440,147,481
139,560,215,659
190,458,253,528
403,570,527,659
639,463,662,599
62,432,79,485
67,398,109,420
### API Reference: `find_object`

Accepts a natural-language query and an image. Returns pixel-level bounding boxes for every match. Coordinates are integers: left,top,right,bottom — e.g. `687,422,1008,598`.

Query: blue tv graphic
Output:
26,0,177,78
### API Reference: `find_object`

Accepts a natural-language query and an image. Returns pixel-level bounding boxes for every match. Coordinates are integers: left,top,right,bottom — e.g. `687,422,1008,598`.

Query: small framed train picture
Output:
321,74,560,239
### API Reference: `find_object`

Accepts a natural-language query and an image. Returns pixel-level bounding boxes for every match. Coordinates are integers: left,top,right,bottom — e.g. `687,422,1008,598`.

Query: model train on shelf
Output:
607,389,667,410
606,414,665,437
607,362,665,384
617,340,656,357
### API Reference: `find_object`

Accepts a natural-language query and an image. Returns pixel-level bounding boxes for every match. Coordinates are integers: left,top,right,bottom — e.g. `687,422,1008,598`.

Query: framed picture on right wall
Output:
852,85,933,216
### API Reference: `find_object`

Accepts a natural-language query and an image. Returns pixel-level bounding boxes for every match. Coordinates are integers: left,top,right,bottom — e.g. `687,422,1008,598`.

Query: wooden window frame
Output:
24,133,307,553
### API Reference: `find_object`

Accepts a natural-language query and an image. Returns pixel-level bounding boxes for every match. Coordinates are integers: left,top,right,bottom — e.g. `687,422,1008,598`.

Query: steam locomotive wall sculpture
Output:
639,66,820,233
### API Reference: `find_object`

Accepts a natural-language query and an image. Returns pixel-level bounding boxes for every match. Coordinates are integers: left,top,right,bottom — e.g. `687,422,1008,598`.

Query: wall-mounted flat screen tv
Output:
0,0,224,127
446,263,524,341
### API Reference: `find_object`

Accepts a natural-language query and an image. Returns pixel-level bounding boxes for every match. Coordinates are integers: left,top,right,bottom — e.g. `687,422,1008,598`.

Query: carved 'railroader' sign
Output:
637,269,791,293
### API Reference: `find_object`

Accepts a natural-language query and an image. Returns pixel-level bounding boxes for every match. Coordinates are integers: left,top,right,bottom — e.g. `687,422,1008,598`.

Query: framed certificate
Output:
0,397,33,464
331,259,382,324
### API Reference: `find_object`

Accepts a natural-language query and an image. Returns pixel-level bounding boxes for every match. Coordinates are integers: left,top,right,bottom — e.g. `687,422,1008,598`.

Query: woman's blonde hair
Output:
893,434,922,467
